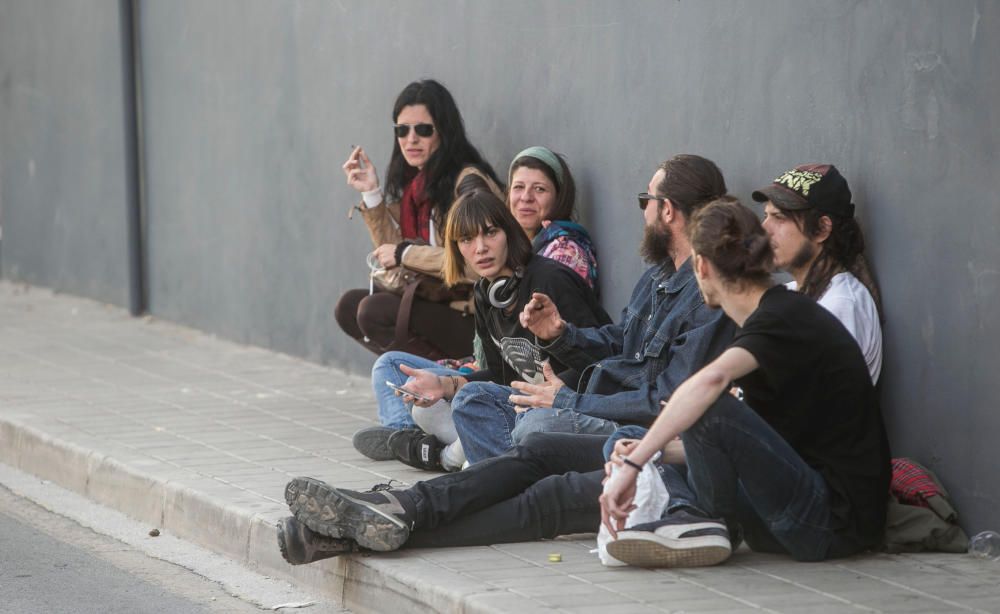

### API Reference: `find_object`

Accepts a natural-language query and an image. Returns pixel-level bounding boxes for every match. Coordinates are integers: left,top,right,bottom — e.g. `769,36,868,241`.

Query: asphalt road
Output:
0,485,266,614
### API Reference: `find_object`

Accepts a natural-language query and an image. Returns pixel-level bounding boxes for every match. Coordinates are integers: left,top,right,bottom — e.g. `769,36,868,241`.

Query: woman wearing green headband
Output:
507,147,599,293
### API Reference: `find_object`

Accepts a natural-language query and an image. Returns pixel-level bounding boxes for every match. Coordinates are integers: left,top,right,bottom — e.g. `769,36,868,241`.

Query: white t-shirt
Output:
787,272,882,383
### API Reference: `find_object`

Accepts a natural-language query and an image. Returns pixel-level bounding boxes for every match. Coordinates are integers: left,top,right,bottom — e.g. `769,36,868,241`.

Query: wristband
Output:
394,241,412,267
620,456,643,472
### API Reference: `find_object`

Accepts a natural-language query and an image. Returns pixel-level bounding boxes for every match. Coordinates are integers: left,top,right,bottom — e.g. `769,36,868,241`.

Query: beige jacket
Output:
353,166,503,280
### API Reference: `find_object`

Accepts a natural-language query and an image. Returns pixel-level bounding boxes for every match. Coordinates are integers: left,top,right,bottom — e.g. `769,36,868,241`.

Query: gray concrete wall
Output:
1,0,997,533
0,0,130,306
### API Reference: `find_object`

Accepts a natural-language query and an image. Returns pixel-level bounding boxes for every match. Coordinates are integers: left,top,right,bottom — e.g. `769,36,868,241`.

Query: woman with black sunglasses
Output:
335,79,502,359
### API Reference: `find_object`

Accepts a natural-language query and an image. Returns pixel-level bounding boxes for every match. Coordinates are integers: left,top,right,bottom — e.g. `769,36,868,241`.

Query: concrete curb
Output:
0,416,538,613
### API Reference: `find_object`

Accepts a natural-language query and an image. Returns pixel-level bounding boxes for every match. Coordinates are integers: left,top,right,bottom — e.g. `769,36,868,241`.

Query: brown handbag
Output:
367,254,472,352
371,265,468,304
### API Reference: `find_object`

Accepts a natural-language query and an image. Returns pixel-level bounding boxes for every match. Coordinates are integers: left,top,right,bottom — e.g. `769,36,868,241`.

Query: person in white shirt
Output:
753,164,883,383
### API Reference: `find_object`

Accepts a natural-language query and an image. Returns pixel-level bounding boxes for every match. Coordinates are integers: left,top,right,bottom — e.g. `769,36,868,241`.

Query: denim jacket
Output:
545,258,735,425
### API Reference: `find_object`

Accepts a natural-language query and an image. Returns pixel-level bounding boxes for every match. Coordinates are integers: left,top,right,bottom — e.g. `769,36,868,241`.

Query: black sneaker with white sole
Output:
606,510,732,568
285,477,415,552
352,426,398,461
276,516,360,565
387,428,445,471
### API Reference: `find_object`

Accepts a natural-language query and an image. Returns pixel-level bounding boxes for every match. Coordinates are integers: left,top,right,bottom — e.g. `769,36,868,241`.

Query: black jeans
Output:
403,432,607,548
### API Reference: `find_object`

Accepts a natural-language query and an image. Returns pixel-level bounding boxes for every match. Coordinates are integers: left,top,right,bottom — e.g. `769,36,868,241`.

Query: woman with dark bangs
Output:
335,79,502,360
351,189,610,471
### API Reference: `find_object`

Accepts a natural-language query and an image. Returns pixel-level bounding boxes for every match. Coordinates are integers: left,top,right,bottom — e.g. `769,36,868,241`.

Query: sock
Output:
439,439,466,472
411,399,458,444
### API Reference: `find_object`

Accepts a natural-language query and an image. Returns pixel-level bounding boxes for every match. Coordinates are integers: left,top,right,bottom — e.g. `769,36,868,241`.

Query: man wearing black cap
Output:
752,164,883,383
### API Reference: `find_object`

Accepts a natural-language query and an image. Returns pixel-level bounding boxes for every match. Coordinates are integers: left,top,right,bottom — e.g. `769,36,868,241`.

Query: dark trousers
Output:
403,433,607,548
334,288,475,360
666,394,864,561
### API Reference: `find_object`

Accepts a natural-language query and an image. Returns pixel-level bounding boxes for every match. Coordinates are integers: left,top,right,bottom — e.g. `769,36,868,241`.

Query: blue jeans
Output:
665,394,857,561
602,425,650,460
372,351,461,429
452,381,619,464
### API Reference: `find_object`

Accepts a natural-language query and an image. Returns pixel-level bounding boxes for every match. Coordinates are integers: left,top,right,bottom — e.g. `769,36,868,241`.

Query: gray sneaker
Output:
352,426,398,461
285,477,412,552
606,510,732,568
276,516,359,565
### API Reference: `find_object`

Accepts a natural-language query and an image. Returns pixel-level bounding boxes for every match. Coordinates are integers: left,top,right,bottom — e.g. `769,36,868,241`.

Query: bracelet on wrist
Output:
394,241,412,267
442,375,458,402
620,456,643,472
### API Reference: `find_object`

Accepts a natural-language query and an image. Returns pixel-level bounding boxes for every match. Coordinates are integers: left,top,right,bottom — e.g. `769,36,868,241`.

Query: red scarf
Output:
399,172,432,242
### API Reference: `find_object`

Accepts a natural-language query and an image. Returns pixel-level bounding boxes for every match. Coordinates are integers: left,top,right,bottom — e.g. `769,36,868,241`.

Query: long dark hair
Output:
384,79,501,228
783,207,883,318
443,189,533,286
656,154,728,219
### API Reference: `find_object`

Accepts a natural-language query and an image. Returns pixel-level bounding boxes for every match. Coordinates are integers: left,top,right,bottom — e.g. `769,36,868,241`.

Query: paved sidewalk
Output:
1,281,998,613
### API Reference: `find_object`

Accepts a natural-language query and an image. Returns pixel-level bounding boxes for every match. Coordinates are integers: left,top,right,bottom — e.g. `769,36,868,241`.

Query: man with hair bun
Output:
601,199,890,569
753,164,882,383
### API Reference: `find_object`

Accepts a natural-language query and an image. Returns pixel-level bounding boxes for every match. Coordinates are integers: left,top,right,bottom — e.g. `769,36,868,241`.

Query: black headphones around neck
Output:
476,266,525,310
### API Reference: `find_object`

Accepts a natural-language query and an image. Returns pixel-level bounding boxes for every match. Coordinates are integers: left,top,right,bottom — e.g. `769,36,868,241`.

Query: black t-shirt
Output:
467,255,612,387
731,285,890,549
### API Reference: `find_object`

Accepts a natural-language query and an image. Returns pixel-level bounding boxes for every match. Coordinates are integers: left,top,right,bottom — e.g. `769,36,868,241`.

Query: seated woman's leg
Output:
333,288,371,346
681,394,838,561
407,297,476,359
511,408,618,447
371,351,456,429
451,381,520,463
355,351,460,461
354,291,405,353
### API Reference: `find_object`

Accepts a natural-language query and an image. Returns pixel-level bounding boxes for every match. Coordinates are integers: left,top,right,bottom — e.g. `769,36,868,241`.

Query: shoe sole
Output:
352,427,397,461
285,477,409,552
606,532,731,568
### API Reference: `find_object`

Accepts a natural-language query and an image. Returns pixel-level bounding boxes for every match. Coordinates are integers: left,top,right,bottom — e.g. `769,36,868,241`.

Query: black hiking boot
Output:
276,516,360,565
285,477,414,552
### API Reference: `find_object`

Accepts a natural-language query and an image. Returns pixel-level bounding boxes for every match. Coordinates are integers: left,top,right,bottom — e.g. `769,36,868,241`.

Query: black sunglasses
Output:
393,123,435,139
638,192,667,211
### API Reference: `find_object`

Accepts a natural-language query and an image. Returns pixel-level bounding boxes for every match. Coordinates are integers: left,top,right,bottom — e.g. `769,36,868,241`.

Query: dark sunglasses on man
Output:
637,192,666,211
393,123,435,139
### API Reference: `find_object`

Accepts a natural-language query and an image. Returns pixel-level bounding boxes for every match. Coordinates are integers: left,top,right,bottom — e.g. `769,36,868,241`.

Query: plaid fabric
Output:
890,458,943,508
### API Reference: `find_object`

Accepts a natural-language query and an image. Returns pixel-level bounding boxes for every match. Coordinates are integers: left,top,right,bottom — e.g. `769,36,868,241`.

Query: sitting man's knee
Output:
688,393,746,433
452,381,494,407
511,409,557,445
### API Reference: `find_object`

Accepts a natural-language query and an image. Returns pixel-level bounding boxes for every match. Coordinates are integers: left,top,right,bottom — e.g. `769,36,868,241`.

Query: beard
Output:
640,219,674,267
788,240,819,272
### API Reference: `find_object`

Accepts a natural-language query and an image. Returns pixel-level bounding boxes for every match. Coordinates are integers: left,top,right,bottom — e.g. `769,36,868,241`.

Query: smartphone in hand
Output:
385,380,432,402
